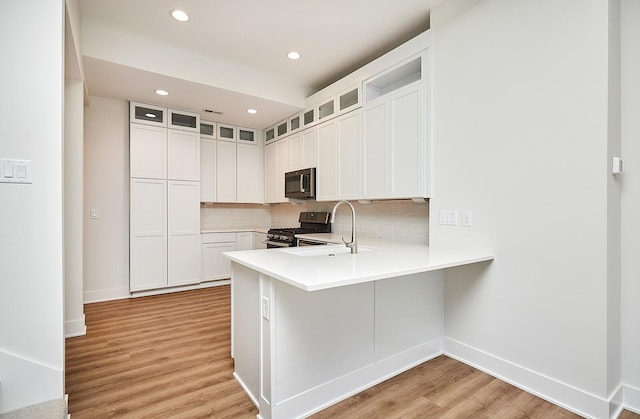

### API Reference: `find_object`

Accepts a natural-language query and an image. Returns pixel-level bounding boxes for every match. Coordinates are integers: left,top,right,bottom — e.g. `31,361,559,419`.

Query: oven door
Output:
265,240,293,249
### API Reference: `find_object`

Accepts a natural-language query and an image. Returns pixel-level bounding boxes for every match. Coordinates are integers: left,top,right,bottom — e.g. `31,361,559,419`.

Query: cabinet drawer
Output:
202,232,237,243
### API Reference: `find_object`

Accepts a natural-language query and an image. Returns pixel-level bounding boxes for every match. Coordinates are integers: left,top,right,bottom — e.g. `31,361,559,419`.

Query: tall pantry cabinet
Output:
129,102,201,292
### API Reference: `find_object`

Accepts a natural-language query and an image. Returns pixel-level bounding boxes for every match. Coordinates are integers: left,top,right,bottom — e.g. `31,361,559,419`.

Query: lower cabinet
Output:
253,232,268,249
202,233,237,282
130,179,200,292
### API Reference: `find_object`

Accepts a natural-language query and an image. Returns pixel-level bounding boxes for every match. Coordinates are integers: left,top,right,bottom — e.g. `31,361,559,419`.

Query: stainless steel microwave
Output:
285,168,316,200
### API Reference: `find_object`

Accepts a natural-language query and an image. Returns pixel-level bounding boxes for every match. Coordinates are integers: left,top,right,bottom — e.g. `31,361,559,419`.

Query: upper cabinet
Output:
168,109,200,132
362,53,429,199
238,127,257,145
130,102,167,127
217,123,237,142
315,83,361,125
200,120,216,139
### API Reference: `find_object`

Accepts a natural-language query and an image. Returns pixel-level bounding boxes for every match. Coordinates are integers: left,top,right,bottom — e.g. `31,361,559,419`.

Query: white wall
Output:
64,80,86,337
620,0,640,408
0,0,65,413
201,204,272,231
83,96,131,302
430,0,619,417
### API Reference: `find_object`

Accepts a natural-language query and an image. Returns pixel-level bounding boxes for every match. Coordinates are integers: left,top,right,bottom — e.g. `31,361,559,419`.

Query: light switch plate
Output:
0,159,32,184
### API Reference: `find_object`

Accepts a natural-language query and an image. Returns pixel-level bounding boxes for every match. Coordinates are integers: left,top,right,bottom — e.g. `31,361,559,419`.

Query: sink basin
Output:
280,245,372,257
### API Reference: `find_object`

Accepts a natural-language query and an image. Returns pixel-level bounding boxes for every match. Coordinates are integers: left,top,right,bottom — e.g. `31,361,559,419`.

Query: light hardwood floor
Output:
66,286,638,418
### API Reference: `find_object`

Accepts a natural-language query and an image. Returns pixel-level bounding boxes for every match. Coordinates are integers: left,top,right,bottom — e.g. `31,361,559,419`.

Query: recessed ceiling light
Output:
171,9,190,22
154,89,169,96
287,51,301,60
247,108,258,114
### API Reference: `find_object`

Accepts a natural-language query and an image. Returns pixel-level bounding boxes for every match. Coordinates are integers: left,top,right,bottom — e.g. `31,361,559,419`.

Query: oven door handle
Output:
265,240,292,248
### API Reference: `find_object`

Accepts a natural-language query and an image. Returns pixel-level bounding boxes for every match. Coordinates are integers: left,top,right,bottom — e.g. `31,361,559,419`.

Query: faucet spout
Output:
330,200,358,254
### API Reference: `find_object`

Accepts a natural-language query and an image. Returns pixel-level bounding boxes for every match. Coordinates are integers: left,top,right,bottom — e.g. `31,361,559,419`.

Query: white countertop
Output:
201,228,269,234
223,237,493,292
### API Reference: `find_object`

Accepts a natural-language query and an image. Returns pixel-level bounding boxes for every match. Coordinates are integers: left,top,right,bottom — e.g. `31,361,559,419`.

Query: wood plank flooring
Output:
66,286,638,418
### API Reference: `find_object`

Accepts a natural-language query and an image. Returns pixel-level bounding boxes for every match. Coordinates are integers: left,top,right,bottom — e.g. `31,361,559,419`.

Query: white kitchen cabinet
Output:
130,102,166,127
337,110,361,199
302,128,318,169
276,138,290,202
200,139,217,202
316,120,338,201
238,127,257,144
200,120,216,139
264,142,278,203
316,110,359,202
130,124,167,179
168,109,200,132
236,232,253,251
202,232,237,282
216,141,237,202
130,178,167,292
253,232,267,249
288,133,303,171
168,129,200,181
237,143,263,203
363,81,427,199
167,181,201,287
217,123,237,142
288,127,317,171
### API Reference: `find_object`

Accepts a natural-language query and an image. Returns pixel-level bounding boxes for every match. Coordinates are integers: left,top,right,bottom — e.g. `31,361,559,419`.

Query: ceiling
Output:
77,0,441,128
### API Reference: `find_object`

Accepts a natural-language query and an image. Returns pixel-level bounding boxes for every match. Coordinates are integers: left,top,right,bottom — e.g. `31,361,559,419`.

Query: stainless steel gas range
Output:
265,212,331,248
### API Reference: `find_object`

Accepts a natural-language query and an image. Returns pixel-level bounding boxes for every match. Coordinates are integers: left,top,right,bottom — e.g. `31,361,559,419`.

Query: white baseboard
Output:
444,337,616,419
83,286,130,303
64,314,86,338
0,350,63,414
130,280,230,298
624,384,640,414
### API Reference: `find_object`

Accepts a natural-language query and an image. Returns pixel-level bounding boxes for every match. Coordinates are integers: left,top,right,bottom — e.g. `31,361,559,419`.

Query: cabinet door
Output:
168,109,200,132
202,241,237,281
337,110,361,199
236,232,253,251
130,178,167,291
362,99,389,199
168,129,200,181
288,133,303,171
237,143,263,203
302,128,318,169
253,232,268,249
218,124,237,141
130,124,167,179
276,139,290,202
200,139,216,202
216,141,237,202
130,102,166,127
168,181,201,287
390,84,424,198
316,120,338,201
264,143,278,203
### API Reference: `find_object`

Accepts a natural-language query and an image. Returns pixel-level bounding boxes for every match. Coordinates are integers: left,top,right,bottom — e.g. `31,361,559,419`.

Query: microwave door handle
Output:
300,174,305,192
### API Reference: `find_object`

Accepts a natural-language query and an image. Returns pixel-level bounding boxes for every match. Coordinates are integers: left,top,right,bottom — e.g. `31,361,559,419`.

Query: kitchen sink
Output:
280,245,372,257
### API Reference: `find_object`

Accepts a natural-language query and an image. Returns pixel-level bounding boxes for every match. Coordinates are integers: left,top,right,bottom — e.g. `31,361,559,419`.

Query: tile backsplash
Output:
270,200,429,245
201,200,429,244
200,203,272,230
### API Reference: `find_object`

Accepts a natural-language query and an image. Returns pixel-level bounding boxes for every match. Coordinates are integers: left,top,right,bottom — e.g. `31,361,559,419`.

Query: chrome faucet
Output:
330,200,358,254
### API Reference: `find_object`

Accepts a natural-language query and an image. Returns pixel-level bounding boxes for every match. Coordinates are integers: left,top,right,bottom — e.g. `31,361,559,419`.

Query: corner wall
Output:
620,0,640,411
83,96,131,302
430,0,616,417
0,0,65,412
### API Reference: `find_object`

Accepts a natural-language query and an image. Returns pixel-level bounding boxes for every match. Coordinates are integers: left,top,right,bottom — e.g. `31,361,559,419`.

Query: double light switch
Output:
1,159,32,184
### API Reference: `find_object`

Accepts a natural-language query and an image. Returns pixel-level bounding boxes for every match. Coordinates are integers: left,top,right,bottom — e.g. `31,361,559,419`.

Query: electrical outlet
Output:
462,211,472,227
90,208,99,219
262,296,270,321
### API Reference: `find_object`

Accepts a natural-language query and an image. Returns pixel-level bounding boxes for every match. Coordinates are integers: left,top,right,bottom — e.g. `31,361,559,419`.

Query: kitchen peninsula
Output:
224,240,493,418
